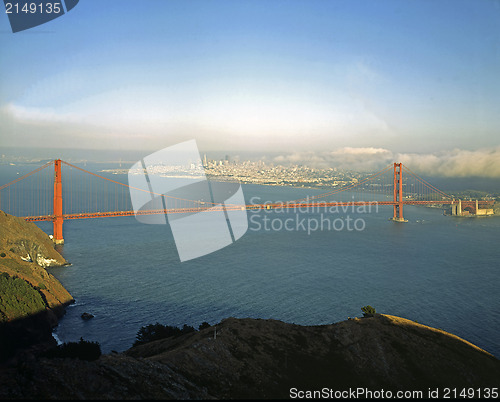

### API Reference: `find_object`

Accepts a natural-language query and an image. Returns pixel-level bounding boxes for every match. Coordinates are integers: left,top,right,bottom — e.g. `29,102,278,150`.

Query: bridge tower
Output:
53,159,64,244
391,163,406,222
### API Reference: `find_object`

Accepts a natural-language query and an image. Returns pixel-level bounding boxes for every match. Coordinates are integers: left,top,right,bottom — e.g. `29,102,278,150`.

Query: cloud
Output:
273,147,500,178
396,148,500,178
335,147,389,155
2,89,178,132
3,103,81,124
1,72,392,151
274,147,394,172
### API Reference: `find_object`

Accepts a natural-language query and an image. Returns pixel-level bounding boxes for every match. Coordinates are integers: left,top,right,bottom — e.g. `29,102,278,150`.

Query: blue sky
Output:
1,0,500,175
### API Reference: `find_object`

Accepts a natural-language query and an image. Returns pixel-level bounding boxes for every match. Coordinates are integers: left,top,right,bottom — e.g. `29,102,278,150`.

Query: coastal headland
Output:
0,210,73,363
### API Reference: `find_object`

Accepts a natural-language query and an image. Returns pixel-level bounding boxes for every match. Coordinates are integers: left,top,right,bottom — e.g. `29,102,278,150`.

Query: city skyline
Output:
1,0,500,177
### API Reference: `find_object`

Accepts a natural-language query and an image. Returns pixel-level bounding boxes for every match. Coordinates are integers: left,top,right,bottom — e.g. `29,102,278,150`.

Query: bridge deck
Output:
21,200,493,222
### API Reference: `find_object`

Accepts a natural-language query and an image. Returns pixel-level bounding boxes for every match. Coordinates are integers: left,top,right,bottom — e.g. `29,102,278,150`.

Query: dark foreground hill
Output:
1,314,499,399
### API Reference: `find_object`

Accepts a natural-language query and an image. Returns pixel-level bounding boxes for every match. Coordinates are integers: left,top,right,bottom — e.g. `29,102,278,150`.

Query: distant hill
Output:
1,314,499,399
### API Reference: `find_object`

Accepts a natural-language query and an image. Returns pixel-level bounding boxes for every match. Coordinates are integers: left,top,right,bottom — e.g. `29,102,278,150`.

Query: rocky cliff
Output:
0,210,73,362
1,314,499,399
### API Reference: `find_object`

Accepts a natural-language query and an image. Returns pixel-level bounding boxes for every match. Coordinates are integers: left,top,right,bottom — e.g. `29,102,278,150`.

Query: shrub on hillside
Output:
42,338,101,361
134,322,196,346
361,305,376,316
198,321,211,330
0,273,46,321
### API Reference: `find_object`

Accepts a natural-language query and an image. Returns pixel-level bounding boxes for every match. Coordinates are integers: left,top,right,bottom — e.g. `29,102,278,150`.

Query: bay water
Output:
1,163,499,357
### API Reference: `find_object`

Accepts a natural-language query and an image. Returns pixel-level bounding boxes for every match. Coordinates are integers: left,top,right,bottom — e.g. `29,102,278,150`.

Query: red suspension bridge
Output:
0,160,493,244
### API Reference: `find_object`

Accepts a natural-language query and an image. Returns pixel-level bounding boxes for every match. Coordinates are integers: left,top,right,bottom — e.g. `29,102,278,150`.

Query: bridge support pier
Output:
391,163,407,222
451,199,462,216
53,159,64,244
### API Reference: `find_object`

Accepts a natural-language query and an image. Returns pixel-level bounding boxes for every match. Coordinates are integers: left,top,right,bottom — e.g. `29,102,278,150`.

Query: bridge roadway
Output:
21,199,493,222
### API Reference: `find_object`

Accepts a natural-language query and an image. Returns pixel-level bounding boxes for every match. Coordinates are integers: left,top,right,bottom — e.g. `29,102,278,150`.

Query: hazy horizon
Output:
2,146,500,193
1,0,499,178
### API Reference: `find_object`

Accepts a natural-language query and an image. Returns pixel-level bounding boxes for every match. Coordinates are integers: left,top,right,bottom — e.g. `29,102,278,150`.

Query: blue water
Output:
43,186,499,358
1,163,499,357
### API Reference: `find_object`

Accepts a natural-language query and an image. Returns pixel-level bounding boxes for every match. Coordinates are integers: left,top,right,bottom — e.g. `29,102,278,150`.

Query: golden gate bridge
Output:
0,160,493,244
